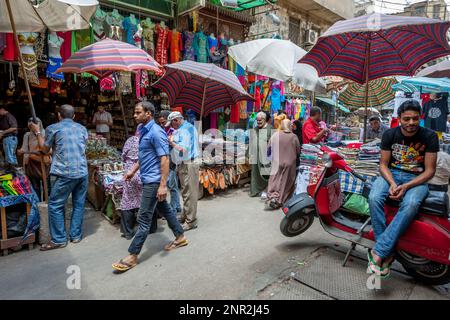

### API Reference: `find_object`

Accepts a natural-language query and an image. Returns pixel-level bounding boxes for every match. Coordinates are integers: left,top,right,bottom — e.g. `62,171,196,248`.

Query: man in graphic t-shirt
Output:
367,100,439,277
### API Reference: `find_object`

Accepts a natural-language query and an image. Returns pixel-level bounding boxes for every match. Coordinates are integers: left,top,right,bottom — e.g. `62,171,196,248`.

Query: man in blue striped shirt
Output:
30,104,88,250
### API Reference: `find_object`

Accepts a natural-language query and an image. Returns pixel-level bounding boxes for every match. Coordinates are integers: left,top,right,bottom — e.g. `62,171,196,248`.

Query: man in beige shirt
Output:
92,105,113,144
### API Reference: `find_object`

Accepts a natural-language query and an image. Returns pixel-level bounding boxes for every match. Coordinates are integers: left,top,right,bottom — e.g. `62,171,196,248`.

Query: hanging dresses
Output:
193,31,208,63
122,16,140,45
168,30,183,63
155,24,169,65
142,19,155,56
183,30,195,61
18,32,40,85
46,33,65,81
92,8,107,42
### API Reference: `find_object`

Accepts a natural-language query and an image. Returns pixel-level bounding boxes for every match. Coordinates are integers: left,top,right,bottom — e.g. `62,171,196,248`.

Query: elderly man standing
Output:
167,111,200,231
30,105,88,250
249,112,273,198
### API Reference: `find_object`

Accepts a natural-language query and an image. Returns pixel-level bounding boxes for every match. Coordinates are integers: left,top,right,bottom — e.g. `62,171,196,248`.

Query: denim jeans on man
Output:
3,135,18,165
128,183,184,255
168,169,181,213
368,169,429,258
48,175,88,244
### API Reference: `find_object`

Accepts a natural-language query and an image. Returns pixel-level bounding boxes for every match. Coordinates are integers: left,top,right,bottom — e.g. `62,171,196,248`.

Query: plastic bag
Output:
342,193,370,216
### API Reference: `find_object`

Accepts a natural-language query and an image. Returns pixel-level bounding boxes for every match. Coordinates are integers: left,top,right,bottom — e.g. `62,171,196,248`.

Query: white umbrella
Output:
0,0,98,32
292,63,327,94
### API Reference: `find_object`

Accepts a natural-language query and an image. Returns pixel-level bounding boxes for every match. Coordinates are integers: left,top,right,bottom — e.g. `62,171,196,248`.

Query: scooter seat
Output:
385,190,449,218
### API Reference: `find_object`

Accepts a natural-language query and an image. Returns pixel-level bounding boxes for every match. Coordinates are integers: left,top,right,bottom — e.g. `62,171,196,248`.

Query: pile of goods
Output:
199,166,241,195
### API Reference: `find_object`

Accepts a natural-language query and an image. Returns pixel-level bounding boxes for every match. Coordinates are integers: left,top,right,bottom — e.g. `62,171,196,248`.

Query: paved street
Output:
0,187,449,300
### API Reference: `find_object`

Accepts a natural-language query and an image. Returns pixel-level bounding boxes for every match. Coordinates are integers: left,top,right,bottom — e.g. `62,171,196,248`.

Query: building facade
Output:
395,0,448,20
248,0,354,49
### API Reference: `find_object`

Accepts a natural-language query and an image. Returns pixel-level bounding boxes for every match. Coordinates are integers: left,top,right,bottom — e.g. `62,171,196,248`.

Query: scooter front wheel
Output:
280,209,315,237
396,250,450,286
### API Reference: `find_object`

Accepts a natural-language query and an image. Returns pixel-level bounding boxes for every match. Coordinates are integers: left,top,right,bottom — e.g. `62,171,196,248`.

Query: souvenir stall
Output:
0,167,39,256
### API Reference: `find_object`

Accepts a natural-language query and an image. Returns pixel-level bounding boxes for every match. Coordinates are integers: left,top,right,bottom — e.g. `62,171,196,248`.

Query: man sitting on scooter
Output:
368,100,439,277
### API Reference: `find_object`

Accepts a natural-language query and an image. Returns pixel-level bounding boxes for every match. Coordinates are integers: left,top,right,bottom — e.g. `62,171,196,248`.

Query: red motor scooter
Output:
280,145,450,285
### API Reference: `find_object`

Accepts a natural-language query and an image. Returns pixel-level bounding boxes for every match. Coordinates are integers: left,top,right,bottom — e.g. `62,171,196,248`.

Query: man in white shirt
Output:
92,105,113,144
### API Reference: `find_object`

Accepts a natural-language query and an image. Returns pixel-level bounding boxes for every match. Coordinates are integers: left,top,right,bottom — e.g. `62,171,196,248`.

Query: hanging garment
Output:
57,31,72,62
210,113,218,129
46,33,64,81
18,33,40,85
122,16,140,45
218,113,226,132
92,8,107,42
72,28,93,53
239,101,248,119
218,37,228,69
142,20,155,56
119,72,132,95
231,103,240,124
155,24,169,65
3,33,18,61
133,29,142,48
423,95,449,132
208,35,218,55
168,30,183,63
0,33,5,52
182,31,195,61
193,32,209,63
34,31,48,62
100,75,115,92
270,81,285,114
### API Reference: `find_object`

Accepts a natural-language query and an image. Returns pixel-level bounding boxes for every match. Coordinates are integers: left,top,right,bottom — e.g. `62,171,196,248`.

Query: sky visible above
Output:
369,0,450,14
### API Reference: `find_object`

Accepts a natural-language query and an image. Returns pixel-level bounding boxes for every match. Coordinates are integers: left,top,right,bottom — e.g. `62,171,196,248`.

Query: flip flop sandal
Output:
164,238,189,251
380,258,394,279
112,259,137,272
219,173,226,190
367,250,384,276
40,242,67,251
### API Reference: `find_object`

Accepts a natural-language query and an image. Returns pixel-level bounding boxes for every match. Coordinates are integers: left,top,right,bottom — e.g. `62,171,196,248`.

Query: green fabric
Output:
105,198,114,219
72,29,96,79
250,124,273,197
343,193,370,216
208,0,277,11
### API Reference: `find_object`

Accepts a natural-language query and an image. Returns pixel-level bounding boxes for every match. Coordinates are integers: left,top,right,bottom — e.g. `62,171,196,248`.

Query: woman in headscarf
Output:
292,118,303,145
266,119,301,209
18,117,51,201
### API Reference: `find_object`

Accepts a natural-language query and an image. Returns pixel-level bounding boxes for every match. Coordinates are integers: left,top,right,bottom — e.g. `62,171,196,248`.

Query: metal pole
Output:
5,0,37,123
363,39,371,143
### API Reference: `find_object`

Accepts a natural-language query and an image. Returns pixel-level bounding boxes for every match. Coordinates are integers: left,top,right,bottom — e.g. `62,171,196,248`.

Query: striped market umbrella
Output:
299,13,450,141
57,38,162,78
339,78,396,108
392,82,420,93
153,60,253,118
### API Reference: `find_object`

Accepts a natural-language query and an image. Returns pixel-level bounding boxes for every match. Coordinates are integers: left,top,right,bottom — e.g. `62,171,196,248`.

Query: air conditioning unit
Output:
305,29,318,45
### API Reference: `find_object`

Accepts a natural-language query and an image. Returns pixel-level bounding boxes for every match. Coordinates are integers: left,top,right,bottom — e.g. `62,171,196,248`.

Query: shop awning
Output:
209,0,277,11
316,97,350,113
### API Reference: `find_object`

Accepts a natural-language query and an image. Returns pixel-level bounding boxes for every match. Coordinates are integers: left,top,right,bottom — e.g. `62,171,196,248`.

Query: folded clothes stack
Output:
300,144,322,167
337,147,359,165
359,145,381,162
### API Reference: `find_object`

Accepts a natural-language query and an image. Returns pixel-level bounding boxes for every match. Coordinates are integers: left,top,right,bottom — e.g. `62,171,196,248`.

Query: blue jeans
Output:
168,169,181,213
368,169,429,258
128,183,184,255
48,175,88,244
3,136,18,165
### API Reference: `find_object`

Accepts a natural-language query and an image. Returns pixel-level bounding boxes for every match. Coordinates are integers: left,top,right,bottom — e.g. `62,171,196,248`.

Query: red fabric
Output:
302,118,323,144
168,30,183,63
390,117,399,128
210,113,218,129
254,86,261,111
230,103,240,123
421,93,430,105
3,33,18,61
57,31,72,62
155,24,170,65
172,106,183,114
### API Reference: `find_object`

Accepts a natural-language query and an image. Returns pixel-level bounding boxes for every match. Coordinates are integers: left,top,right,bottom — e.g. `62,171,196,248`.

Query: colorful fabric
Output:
300,14,450,84
18,53,39,85
339,171,377,194
122,16,140,45
182,31,195,61
339,78,396,108
152,60,253,116
155,24,169,65
169,30,183,63
121,136,142,211
193,32,209,63
302,118,323,144
142,20,155,56
46,57,64,81
57,31,72,62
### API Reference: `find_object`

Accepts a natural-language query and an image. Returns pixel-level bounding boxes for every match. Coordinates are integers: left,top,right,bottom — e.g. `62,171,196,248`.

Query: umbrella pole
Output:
39,158,48,203
117,87,129,138
199,81,207,133
363,41,371,143
5,0,37,123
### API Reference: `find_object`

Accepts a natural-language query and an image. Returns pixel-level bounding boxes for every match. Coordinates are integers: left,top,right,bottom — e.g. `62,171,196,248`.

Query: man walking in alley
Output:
30,104,89,250
166,111,200,231
0,104,19,166
112,102,187,272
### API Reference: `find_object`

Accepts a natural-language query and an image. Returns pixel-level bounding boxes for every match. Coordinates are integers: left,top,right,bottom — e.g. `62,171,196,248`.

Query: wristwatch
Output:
35,131,41,136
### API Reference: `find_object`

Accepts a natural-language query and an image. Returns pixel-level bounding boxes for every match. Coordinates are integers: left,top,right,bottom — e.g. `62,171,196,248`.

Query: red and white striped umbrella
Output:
57,38,162,78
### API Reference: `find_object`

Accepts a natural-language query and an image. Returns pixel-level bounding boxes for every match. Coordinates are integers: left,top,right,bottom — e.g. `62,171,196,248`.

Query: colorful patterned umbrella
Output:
338,78,396,108
57,38,162,78
153,60,253,117
299,13,450,141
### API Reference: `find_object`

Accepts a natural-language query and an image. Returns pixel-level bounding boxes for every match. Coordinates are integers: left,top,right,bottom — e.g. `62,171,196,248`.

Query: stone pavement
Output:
0,188,448,300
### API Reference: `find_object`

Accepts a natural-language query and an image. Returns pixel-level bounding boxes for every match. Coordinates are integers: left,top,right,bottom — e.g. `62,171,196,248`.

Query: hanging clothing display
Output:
155,24,169,65
122,16,140,45
210,113,218,129
270,81,285,114
182,31,195,61
231,104,240,123
423,94,449,132
46,33,65,81
72,29,93,53
193,31,209,63
218,36,228,68
208,35,218,55
141,19,155,56
119,72,132,95
34,31,48,62
239,101,247,119
56,31,72,62
92,8,107,42
18,33,40,85
3,33,18,61
105,11,124,41
168,30,183,63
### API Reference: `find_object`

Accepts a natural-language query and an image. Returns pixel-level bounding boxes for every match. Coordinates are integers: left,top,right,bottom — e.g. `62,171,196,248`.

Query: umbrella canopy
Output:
299,13,450,84
397,77,450,93
228,39,307,82
315,97,350,113
292,63,327,94
153,61,254,117
392,82,420,93
416,60,450,78
339,78,396,108
355,107,381,117
0,0,98,32
57,38,162,78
